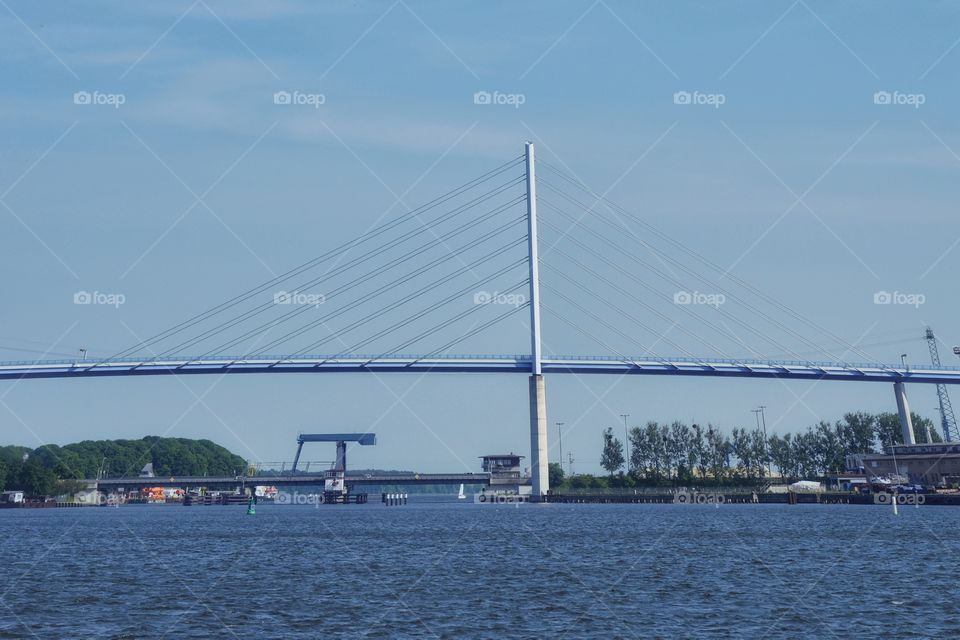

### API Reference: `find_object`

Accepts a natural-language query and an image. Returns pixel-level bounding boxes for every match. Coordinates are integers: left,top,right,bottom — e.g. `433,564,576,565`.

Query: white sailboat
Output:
457,483,466,500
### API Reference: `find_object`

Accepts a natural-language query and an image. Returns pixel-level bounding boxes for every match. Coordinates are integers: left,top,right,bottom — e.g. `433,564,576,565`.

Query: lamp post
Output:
556,422,564,470
620,414,630,472
758,405,770,477
901,353,908,369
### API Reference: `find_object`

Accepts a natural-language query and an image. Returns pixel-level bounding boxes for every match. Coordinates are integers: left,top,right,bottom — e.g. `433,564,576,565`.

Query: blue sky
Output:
2,1,960,474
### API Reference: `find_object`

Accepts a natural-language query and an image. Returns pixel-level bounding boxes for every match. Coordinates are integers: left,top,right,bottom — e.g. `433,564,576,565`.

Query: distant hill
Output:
0,436,247,497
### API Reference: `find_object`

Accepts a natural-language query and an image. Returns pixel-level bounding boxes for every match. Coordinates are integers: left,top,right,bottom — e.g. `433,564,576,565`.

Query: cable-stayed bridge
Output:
3,143,958,499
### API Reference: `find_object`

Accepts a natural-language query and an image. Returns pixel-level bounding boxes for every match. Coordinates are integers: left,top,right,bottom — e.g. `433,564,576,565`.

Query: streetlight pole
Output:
620,414,630,472
758,405,770,477
556,422,564,471
901,353,908,369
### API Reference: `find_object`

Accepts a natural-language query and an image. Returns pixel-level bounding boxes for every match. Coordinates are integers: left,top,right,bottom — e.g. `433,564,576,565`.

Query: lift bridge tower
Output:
926,327,958,442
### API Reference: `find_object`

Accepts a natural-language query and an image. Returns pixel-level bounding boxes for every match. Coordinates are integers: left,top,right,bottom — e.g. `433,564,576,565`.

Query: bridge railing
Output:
0,353,532,367
3,353,960,373
545,354,960,372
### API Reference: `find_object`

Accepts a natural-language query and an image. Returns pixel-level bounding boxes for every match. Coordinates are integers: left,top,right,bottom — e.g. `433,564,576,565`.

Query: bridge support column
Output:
529,374,549,500
894,382,916,445
291,440,304,472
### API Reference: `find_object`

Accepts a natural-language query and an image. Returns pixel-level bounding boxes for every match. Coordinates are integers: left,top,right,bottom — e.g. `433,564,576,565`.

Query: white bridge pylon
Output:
525,142,548,500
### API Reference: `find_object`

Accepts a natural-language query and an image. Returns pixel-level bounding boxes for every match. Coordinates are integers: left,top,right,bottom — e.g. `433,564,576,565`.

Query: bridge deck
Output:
4,354,960,384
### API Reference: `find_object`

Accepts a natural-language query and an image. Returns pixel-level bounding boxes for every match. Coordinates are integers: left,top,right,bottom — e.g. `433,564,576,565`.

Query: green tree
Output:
875,412,901,449
15,461,58,498
792,429,818,478
643,422,669,480
749,428,769,479
813,421,845,474
600,427,625,476
628,426,650,479
768,434,793,481
875,412,940,447
911,413,939,444
691,424,708,480
668,421,694,483
839,412,876,453
731,428,752,479
548,462,565,488
705,426,729,483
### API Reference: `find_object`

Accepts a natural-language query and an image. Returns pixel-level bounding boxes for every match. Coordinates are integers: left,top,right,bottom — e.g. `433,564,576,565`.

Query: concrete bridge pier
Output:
895,382,916,445
529,374,549,500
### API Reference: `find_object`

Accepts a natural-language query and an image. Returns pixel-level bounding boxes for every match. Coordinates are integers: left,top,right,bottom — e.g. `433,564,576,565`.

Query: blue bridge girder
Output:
3,354,960,385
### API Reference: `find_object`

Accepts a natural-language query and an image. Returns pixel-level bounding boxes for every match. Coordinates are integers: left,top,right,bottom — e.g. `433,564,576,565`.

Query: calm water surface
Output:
0,500,956,639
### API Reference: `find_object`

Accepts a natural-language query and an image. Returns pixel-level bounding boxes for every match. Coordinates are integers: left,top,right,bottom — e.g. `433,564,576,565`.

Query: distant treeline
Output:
558,411,939,490
0,437,247,497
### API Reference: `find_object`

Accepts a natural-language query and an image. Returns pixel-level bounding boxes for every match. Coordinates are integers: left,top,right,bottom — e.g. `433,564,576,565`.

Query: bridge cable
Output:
98,156,524,363
538,298,638,363
375,281,530,359
538,189,866,365
539,161,893,368
214,235,528,358
138,177,525,360
539,208,817,364
539,215,783,359
236,222,528,358
539,281,685,362
283,264,528,359
153,193,526,358
414,302,530,361
540,266,720,364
